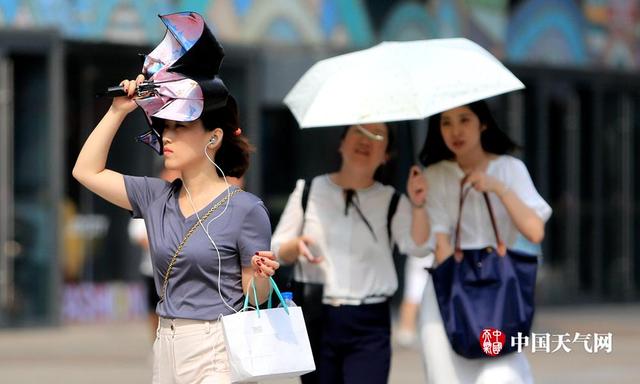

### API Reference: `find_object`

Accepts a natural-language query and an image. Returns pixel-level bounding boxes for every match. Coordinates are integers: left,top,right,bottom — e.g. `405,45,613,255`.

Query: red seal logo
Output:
480,328,505,356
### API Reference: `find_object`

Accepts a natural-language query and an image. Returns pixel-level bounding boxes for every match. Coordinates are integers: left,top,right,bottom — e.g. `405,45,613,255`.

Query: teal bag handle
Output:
242,277,289,317
267,284,273,309
242,279,260,313
266,276,288,312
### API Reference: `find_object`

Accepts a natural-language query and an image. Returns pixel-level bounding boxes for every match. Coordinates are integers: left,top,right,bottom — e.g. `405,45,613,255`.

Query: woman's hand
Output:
407,165,427,208
276,235,324,264
297,236,324,264
251,251,280,278
465,170,509,197
111,74,145,115
467,171,544,243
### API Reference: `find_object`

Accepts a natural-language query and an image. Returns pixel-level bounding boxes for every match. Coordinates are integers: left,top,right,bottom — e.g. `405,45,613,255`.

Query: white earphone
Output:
181,136,239,313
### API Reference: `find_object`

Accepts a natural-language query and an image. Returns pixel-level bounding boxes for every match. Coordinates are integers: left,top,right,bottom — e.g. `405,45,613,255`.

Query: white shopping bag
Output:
221,277,316,383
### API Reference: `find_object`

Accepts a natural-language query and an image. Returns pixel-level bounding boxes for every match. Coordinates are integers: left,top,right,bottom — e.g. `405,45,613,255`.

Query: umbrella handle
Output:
96,81,158,98
355,125,384,141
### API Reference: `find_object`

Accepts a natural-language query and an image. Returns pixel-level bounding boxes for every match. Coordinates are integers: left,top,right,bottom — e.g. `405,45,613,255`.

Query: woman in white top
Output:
417,100,552,384
272,123,431,384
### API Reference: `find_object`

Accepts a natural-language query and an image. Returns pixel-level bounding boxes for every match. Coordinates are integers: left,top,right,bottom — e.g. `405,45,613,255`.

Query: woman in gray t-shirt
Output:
73,74,279,383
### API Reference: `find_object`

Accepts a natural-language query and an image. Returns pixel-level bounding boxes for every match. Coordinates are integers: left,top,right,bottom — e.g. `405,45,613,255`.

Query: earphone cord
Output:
182,143,237,314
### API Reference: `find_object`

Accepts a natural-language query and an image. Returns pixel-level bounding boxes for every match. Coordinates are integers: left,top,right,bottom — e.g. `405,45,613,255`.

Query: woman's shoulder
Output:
233,188,265,208
492,155,530,174
354,182,397,204
306,173,341,193
310,173,331,187
224,190,271,234
232,189,268,216
125,175,174,195
424,160,459,179
290,174,328,190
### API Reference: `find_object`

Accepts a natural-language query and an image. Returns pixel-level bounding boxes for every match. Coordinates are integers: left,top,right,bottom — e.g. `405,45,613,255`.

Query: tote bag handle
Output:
453,177,507,261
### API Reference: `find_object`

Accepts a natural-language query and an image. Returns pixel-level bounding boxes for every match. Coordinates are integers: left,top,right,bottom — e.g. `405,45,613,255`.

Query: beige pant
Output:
152,317,231,384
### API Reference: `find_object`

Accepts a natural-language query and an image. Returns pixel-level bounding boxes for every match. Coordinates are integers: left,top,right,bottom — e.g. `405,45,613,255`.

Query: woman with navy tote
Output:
417,100,552,383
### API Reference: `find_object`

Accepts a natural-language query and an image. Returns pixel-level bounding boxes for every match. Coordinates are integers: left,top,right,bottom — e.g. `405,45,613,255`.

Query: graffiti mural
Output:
506,0,589,65
583,0,640,68
0,0,637,68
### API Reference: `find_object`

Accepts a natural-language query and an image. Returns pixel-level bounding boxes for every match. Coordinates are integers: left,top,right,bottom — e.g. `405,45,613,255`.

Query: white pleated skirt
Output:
418,278,534,384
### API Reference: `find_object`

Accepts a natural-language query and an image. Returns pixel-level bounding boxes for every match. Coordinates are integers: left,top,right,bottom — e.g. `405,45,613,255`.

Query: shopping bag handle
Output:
242,277,290,317
266,278,287,312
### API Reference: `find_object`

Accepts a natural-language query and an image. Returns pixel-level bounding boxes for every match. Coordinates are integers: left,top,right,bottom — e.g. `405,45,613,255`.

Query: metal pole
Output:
591,88,604,297
49,37,65,324
620,94,634,298
0,57,15,314
564,93,581,294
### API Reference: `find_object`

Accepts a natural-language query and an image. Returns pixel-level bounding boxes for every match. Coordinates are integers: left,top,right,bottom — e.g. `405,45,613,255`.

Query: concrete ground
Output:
0,304,638,383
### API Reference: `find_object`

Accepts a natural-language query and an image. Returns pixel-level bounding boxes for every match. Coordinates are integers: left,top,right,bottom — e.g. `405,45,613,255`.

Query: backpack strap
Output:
387,190,401,247
303,179,399,243
301,178,312,215
294,178,314,281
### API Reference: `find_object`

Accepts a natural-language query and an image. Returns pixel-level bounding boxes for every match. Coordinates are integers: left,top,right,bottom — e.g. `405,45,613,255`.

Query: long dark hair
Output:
418,100,516,167
200,95,254,177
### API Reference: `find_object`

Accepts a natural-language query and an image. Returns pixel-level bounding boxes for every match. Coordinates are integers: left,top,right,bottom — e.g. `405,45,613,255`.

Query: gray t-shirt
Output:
124,175,271,320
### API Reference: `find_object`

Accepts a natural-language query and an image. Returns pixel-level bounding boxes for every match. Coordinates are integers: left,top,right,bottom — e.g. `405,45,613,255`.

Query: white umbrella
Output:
284,38,524,128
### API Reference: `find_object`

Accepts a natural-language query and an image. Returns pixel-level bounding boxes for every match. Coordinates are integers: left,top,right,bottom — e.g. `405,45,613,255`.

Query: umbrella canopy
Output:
135,11,229,154
284,38,524,128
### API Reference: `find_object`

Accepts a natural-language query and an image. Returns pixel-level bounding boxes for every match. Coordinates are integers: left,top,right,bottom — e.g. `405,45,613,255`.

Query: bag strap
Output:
454,178,506,261
293,179,313,280
242,276,289,317
160,188,243,302
482,193,506,256
387,190,401,248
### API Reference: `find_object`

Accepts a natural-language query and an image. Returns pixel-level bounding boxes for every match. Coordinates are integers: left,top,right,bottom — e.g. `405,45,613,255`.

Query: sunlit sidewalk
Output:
0,304,638,383
525,304,640,383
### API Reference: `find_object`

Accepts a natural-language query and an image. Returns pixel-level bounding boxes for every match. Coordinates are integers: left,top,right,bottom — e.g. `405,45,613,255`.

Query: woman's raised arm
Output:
72,75,144,210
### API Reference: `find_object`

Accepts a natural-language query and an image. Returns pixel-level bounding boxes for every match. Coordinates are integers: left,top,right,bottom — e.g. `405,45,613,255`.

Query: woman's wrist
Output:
496,183,510,198
107,105,131,119
277,239,299,264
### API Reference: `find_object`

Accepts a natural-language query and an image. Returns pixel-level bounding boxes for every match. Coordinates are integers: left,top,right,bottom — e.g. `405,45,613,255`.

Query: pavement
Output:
0,304,638,383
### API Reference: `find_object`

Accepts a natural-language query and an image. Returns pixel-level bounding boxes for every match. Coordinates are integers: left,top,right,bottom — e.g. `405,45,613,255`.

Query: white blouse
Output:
271,174,431,306
424,155,552,249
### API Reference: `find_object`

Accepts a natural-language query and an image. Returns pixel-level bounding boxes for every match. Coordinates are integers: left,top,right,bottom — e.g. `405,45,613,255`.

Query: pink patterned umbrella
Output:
134,11,229,154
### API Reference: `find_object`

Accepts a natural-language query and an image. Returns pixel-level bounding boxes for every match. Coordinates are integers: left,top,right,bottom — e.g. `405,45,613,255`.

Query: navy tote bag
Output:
428,182,538,359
